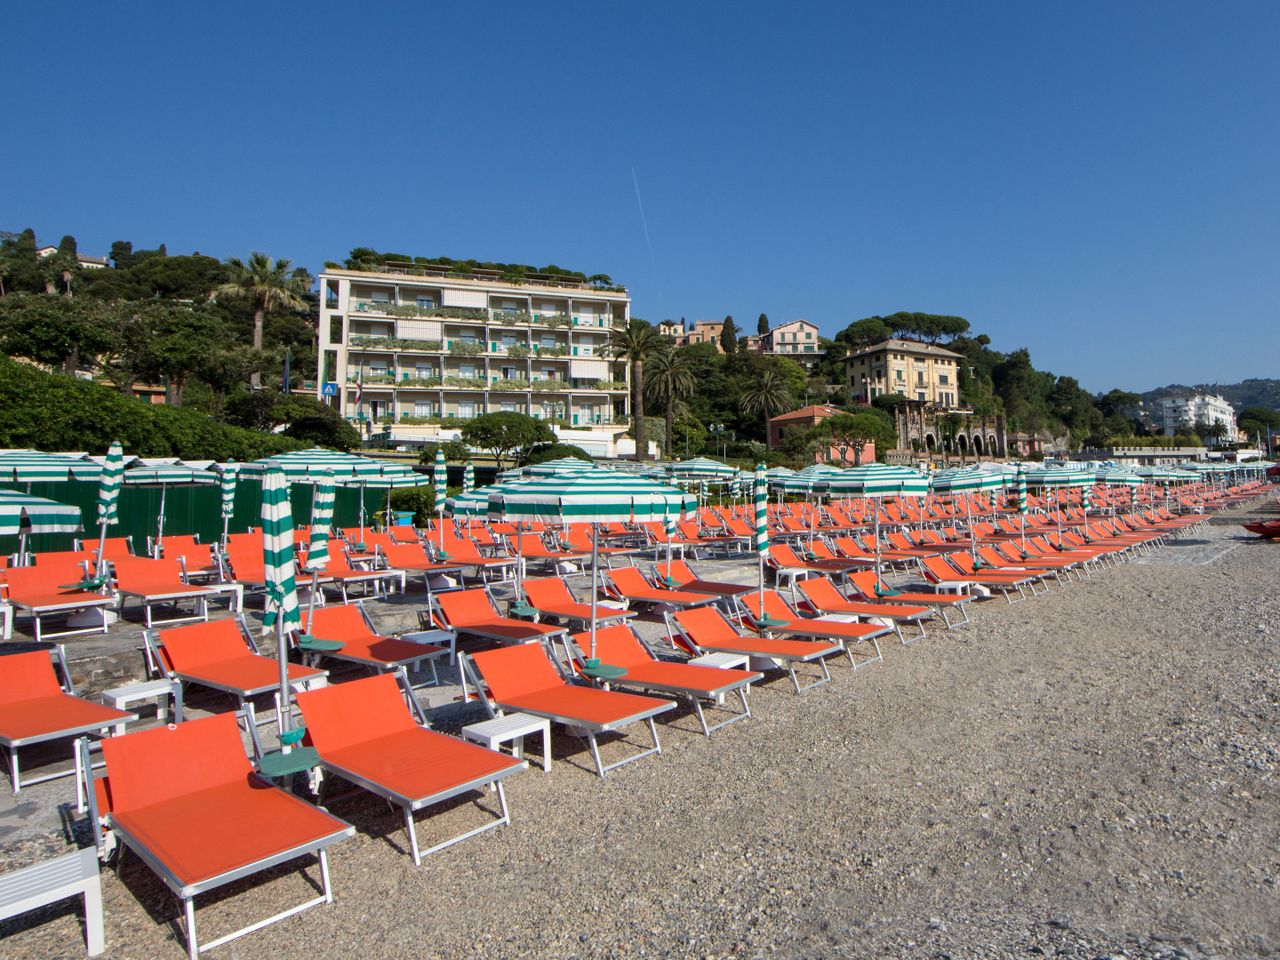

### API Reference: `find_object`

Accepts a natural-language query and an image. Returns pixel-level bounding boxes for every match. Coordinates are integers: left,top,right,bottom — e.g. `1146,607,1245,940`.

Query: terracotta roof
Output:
769,404,841,423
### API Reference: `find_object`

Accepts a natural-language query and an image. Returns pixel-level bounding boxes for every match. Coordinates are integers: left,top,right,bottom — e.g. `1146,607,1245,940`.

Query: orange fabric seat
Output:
846,572,973,606
436,588,562,641
102,714,350,890
604,567,717,607
672,606,840,661
573,625,758,699
793,578,929,621
306,604,446,666
114,557,211,596
521,578,634,625
158,619,322,694
0,650,130,744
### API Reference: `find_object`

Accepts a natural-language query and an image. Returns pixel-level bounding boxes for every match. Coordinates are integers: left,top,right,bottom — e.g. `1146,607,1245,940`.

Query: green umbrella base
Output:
258,745,320,779
581,661,628,681
297,635,345,652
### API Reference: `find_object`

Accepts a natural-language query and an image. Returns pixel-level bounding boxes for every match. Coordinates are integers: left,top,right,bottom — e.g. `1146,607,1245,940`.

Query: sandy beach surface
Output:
1,503,1277,959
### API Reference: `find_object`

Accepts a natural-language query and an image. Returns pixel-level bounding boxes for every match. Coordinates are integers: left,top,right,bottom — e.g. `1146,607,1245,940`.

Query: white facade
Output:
1157,394,1237,441
317,263,633,451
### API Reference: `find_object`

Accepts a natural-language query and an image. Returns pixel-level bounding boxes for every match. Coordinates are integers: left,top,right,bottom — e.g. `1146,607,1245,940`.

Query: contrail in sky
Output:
631,166,665,315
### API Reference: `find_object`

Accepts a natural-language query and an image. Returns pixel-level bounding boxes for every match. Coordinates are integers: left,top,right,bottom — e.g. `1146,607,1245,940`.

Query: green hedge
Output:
0,357,306,459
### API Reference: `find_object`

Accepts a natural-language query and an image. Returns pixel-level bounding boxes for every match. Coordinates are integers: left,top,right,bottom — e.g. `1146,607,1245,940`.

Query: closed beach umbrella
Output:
487,471,695,660
94,441,124,569
463,461,475,494
261,464,301,736
302,472,335,630
753,463,768,608
218,461,240,546
433,449,448,549
1015,464,1029,546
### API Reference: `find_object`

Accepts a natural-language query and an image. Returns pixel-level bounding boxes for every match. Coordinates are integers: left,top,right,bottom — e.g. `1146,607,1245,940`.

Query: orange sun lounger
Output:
145,616,327,727
300,602,450,686
602,566,718,611
520,577,636,629
844,571,973,629
791,576,932,644
919,554,1037,604
0,647,132,794
2,562,116,643
94,713,353,959
567,625,761,736
651,559,754,599
434,587,566,645
463,641,674,776
297,673,524,865
668,606,842,694
112,556,214,628
736,587,892,664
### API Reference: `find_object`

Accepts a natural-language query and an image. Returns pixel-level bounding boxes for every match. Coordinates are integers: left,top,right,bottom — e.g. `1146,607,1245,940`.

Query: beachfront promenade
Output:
1,499,1277,959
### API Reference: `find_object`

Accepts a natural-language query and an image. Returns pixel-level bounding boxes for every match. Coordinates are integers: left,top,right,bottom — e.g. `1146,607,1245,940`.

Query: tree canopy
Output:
459,412,554,467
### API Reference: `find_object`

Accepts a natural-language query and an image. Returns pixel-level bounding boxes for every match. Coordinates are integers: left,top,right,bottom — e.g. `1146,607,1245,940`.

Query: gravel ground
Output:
2,499,1278,960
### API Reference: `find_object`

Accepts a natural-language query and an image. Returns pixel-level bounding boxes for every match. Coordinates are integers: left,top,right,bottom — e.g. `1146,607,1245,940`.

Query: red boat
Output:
1242,520,1280,538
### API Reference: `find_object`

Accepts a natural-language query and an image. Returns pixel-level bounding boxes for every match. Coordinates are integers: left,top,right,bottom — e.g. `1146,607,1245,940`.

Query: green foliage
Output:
524,442,592,465
757,313,769,336
0,356,304,459
818,410,899,464
338,248,622,288
226,393,360,450
416,440,470,465
388,487,435,526
459,412,554,467
0,292,115,373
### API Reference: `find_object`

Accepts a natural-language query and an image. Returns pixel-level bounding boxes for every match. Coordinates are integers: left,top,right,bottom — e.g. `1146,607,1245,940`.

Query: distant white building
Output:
1158,393,1237,441
36,245,108,269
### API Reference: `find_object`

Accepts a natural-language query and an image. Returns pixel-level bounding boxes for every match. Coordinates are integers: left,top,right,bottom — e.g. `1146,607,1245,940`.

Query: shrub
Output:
524,442,592,466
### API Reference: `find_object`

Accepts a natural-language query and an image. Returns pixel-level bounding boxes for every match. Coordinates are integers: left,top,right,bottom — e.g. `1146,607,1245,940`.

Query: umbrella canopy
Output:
1022,466,1094,489
0,490,83,538
240,447,412,480
445,479,532,518
668,457,737,481
1094,468,1142,487
521,457,604,477
1134,465,1198,482
928,466,1006,494
764,466,796,479
0,449,103,483
122,465,219,486
826,463,930,498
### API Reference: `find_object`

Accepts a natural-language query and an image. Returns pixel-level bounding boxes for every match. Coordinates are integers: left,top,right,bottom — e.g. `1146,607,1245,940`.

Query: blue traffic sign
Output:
321,382,339,397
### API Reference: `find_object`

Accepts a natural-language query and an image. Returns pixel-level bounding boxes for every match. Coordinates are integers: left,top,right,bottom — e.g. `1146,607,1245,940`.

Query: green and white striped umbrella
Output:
304,472,335,572
432,448,448,548
96,442,124,530
261,465,301,633
1095,468,1142,487
462,461,475,494
1022,466,1094,489
0,490,83,538
753,464,768,557
928,466,1006,494
1135,465,1198,482
668,457,737,481
1015,465,1028,515
122,465,219,486
240,447,392,480
765,466,796,479
521,457,603,477
1081,484,1093,510
826,463,930,498
0,449,103,483
219,463,240,519
445,479,531,518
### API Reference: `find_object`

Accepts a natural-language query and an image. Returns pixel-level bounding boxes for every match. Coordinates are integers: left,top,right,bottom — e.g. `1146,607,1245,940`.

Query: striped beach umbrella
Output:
302,471,335,630
931,467,1005,559
0,490,82,563
1095,468,1141,487
668,457,737,481
825,463,929,576
0,449,103,484
521,457,603,477
239,448,390,480
487,471,696,659
218,462,240,546
462,461,475,494
93,441,124,568
261,464,301,735
433,448,448,548
1015,464,1029,547
753,463,768,607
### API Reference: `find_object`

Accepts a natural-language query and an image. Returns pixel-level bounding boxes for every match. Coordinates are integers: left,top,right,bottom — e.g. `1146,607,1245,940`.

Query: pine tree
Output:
757,313,769,335
720,315,738,354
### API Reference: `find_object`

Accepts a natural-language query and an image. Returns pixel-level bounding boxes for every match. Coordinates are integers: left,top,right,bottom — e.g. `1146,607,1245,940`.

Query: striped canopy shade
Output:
1179,461,1234,473
305,472,336,571
521,457,603,477
1022,466,1094,489
764,466,796,479
335,471,429,490
433,449,447,514
0,449,104,483
0,490,83,537
486,471,696,524
218,463,240,519
826,463,930,498
753,463,768,557
770,473,830,494
928,467,1006,494
241,448,386,479
1095,468,1142,486
668,457,737,481
462,461,475,494
446,480,532,518
260,465,301,632
96,442,124,529
1134,466,1198,482
123,465,219,486
1015,464,1028,515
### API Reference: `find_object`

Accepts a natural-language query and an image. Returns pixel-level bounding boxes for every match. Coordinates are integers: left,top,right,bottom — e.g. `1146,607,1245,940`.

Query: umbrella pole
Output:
305,569,320,632
516,523,524,596
873,500,882,586
588,528,600,661
95,519,108,573
967,496,976,561
155,485,167,558
276,614,292,742
1020,512,1026,549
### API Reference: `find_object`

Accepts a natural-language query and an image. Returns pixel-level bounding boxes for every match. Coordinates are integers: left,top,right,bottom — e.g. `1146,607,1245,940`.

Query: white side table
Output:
689,652,750,670
101,679,183,733
462,712,551,772
401,628,456,664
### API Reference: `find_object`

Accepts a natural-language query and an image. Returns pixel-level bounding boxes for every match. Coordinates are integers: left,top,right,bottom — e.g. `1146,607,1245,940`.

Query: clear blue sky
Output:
7,1,1278,393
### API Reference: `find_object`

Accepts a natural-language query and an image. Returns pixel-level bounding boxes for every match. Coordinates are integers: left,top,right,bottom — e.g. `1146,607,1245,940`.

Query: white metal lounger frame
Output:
5,562,116,643
663,611,836,695
112,556,213,628
460,649,673,777
1,646,135,795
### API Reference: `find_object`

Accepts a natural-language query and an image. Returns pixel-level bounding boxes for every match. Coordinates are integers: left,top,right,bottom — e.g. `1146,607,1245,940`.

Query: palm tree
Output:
645,347,695,458
607,320,663,460
740,368,795,439
212,252,309,388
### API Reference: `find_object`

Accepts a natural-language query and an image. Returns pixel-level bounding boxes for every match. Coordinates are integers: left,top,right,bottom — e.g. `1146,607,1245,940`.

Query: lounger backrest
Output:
470,642,563,700
846,571,881,597
34,550,96,568
0,650,63,704
390,526,420,544
523,578,572,607
102,712,251,811
3,562,94,596
436,588,497,627
297,673,416,753
158,619,249,671
569,625,648,668
99,537,135,560
739,589,793,622
308,604,375,641
606,567,652,593
441,535,483,560
920,555,955,579
653,560,694,583
113,556,185,589
768,544,802,566
809,542,837,560
383,542,428,565
797,576,844,610
678,521,701,540
673,605,738,643
977,546,1008,566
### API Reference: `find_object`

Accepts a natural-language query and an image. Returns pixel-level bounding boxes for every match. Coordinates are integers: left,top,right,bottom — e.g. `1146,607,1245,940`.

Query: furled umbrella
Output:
433,448,448,551
1015,463,1029,547
217,461,240,547
301,471,335,631
462,461,475,494
261,464,302,741
93,441,124,572
753,463,769,610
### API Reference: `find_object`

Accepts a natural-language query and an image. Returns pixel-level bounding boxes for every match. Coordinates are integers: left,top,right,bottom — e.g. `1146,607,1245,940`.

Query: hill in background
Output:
1140,378,1280,411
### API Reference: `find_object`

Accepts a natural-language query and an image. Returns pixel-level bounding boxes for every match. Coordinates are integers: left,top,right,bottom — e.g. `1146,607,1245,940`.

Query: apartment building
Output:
846,338,962,407
747,318,824,369
1157,393,1238,441
317,262,632,453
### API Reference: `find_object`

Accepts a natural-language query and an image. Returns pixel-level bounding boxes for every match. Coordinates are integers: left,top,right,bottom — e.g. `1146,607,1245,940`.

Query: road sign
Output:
321,382,339,397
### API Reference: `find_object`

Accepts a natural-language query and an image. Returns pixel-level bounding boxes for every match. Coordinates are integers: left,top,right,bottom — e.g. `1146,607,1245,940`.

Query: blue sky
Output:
6,1,1278,393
